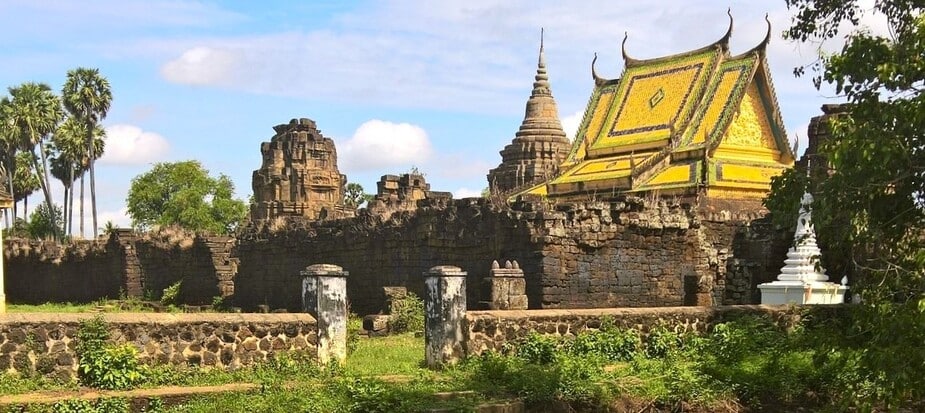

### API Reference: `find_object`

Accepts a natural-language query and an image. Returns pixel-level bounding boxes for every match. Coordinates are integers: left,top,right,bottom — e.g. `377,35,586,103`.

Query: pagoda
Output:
517,13,795,202
487,30,571,195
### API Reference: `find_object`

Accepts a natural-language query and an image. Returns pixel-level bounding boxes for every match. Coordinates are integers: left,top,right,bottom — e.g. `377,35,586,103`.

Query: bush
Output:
76,316,147,390
567,328,640,361
389,293,424,333
160,281,182,306
514,333,559,364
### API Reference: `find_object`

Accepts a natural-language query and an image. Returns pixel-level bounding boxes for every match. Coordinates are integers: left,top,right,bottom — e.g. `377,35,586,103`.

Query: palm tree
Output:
12,152,40,220
7,82,63,239
63,68,112,239
51,117,104,237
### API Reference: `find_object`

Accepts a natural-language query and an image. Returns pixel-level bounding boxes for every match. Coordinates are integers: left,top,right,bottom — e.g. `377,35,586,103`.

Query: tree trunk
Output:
68,167,75,236
35,140,57,240
6,168,15,221
23,195,28,221
80,173,85,239
87,124,98,239
32,140,58,240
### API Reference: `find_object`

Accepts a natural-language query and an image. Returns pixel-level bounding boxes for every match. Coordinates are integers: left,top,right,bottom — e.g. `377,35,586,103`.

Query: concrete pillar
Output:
424,265,467,368
300,264,348,365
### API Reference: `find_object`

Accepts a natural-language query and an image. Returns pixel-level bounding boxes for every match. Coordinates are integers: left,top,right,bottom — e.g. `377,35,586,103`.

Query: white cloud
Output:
339,120,432,172
101,124,170,166
160,46,238,85
560,110,583,141
453,187,483,199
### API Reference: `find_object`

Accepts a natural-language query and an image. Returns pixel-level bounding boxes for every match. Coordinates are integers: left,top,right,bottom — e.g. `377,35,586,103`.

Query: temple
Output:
487,29,572,195
251,118,350,221
515,13,794,202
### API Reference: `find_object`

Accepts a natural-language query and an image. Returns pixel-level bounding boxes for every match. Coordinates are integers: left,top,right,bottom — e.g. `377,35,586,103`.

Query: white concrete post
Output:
424,265,467,368
300,264,348,365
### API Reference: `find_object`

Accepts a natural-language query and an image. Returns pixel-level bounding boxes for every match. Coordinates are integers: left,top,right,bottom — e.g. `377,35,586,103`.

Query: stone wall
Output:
465,305,822,356
3,230,236,305
3,198,789,313
0,313,317,380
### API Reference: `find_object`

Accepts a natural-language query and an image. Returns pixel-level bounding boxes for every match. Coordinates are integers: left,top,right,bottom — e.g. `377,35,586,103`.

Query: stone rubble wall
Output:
465,305,815,356
0,313,317,380
3,198,789,313
3,231,236,305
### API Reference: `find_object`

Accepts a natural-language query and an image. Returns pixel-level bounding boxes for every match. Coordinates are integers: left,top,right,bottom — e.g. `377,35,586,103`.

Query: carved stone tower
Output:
251,118,347,221
487,30,571,194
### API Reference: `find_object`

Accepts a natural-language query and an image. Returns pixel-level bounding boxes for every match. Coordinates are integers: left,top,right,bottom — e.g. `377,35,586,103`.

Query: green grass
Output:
346,333,427,377
6,302,97,313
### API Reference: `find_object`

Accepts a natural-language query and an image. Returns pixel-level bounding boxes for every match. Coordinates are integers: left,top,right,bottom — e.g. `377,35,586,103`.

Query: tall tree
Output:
766,1,925,408
6,82,62,239
62,68,112,239
51,118,104,237
343,182,369,208
11,152,40,220
126,160,247,234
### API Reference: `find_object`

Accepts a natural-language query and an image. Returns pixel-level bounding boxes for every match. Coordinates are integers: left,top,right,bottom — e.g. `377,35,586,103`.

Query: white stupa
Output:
758,192,848,304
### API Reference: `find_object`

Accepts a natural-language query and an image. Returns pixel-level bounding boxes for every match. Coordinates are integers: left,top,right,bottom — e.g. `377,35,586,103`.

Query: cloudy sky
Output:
0,1,876,231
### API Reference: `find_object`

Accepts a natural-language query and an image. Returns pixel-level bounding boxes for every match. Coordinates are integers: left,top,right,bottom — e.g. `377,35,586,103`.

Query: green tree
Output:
6,82,63,239
50,117,104,237
126,160,247,234
768,1,925,408
343,182,369,208
11,152,40,220
26,201,63,240
63,68,112,239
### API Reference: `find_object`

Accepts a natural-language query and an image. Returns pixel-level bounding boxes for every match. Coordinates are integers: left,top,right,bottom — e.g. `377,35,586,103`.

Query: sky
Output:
0,0,883,232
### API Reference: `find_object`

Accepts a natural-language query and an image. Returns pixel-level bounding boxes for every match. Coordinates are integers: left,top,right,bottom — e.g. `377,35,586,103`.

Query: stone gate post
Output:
300,264,348,365
423,265,467,368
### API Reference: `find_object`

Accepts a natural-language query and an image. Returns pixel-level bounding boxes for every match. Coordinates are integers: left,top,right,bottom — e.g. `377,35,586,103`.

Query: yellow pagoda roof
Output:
524,13,795,200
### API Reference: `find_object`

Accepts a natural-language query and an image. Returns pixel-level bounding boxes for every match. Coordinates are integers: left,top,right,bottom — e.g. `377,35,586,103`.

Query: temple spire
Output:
487,29,570,195
533,28,550,96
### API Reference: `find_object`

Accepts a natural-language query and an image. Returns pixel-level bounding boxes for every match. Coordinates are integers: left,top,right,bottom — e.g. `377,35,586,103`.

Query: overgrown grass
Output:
0,311,890,412
345,333,426,377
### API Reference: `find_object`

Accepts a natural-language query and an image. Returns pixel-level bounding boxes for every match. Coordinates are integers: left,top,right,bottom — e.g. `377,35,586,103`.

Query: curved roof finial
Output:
622,31,639,65
758,13,772,49
718,8,734,48
591,53,604,84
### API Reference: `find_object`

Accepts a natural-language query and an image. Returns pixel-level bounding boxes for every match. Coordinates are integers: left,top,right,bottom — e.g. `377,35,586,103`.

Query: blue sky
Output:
1,1,879,231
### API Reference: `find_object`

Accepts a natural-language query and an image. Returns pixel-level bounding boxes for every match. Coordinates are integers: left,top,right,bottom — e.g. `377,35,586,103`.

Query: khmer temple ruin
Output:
251,118,350,221
487,30,572,195
4,16,814,315
509,14,794,207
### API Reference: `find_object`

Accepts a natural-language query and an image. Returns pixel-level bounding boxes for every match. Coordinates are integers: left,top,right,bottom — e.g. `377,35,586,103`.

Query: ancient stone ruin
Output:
367,172,453,217
251,118,350,221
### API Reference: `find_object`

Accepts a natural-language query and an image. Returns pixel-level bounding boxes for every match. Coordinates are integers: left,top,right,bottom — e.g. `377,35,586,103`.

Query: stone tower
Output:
487,30,571,195
251,118,348,221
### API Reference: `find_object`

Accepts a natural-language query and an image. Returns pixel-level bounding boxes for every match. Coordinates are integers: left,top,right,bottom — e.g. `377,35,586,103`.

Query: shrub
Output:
389,293,424,333
76,316,147,390
567,328,640,361
514,333,559,364
160,281,182,306
643,324,681,359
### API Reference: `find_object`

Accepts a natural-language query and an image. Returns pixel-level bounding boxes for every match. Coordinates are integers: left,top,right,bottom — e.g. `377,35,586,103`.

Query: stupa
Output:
758,192,847,304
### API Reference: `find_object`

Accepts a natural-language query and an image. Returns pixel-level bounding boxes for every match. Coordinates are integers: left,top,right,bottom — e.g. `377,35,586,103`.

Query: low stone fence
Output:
0,313,318,380
465,305,808,356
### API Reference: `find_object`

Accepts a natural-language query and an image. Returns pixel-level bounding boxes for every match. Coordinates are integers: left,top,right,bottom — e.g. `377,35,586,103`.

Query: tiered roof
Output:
522,13,794,200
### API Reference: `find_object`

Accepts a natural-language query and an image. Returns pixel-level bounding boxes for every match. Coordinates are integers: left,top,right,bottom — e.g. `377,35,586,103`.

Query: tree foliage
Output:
126,160,247,234
765,1,925,409
343,182,370,208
